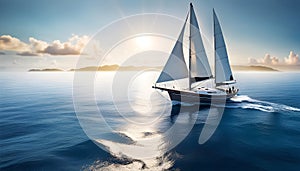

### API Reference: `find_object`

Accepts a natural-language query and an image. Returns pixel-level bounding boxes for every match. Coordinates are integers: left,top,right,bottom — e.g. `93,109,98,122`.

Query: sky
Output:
0,0,299,71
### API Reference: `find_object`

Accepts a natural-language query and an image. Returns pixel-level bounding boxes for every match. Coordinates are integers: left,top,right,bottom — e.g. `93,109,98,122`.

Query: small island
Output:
232,65,279,72
28,68,64,72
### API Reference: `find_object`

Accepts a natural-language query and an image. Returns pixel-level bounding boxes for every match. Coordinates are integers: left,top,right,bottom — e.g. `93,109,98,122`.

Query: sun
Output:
135,35,153,49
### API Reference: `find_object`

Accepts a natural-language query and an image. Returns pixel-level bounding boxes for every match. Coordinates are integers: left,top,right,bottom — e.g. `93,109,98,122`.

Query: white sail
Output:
156,17,188,83
213,9,235,85
190,4,212,82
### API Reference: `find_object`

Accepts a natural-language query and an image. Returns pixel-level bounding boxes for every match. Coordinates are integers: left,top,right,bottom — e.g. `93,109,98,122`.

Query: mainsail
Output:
157,4,213,86
213,9,235,85
156,15,189,83
189,4,212,82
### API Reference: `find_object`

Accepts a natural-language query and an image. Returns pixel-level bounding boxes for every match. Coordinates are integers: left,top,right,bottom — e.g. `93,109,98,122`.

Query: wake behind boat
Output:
153,3,238,104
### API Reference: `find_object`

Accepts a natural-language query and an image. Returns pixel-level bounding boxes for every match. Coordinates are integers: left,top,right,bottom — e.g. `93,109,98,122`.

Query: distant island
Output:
28,68,64,72
28,65,279,72
69,65,162,71
231,65,279,72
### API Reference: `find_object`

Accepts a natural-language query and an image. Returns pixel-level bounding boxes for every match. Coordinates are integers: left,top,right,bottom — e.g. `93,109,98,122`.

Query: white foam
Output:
228,95,300,113
230,95,256,103
171,95,300,113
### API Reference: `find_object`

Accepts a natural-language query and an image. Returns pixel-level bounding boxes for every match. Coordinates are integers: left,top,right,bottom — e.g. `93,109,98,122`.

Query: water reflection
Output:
73,71,226,170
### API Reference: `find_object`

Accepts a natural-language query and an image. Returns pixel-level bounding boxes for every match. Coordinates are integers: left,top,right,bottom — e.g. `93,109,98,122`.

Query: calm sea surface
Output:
1,72,300,171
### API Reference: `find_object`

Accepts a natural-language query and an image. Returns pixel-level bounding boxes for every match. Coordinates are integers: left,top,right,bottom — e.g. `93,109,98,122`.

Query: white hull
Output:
153,85,238,104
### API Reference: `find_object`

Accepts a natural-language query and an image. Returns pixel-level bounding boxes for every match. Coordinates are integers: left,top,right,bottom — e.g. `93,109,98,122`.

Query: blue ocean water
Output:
1,72,300,170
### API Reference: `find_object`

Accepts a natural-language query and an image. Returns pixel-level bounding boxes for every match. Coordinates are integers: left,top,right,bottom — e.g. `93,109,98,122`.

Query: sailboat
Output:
153,3,238,104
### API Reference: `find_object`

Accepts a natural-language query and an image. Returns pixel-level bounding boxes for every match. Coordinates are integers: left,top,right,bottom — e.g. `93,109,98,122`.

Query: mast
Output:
213,8,216,86
188,3,192,90
189,3,212,87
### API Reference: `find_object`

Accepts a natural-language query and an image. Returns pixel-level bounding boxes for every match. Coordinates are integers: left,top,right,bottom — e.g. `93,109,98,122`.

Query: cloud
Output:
248,53,279,65
0,51,5,55
42,40,78,55
284,51,299,65
248,57,258,65
29,37,48,53
249,51,299,66
0,35,29,51
39,35,89,55
0,34,89,56
262,54,279,65
17,51,39,56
